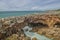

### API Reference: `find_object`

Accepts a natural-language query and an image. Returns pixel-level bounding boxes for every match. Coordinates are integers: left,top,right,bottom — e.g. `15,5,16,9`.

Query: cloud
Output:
0,1,7,9
7,0,30,8
31,6,41,10
42,3,60,10
0,0,31,11
0,0,60,11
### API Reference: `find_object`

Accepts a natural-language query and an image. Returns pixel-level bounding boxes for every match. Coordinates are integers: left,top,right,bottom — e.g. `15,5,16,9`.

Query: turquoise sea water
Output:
0,11,44,18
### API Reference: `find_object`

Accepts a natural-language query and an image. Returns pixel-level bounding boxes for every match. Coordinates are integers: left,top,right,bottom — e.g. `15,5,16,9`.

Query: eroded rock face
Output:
27,14,60,40
32,37,37,40
27,14,60,28
0,14,60,40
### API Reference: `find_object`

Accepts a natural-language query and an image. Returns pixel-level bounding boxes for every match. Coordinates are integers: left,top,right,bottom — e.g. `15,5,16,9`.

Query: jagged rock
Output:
5,34,19,40
0,14,60,40
32,37,37,40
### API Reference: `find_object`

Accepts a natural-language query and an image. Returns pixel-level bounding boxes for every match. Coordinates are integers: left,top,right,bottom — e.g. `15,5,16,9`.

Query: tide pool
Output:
23,26,53,40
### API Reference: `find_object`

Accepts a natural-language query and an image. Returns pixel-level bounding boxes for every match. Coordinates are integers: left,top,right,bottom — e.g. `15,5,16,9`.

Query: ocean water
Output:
0,11,44,18
0,11,53,40
23,26,53,40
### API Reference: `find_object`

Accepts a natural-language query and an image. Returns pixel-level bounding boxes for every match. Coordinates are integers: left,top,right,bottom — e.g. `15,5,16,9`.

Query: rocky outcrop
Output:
32,37,37,40
0,14,60,40
27,14,60,28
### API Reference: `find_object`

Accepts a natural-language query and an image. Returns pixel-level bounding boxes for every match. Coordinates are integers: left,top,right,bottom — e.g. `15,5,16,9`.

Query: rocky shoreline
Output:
0,14,60,40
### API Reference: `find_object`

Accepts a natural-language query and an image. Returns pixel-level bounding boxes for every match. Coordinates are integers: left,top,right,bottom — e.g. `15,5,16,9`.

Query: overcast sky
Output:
0,0,60,11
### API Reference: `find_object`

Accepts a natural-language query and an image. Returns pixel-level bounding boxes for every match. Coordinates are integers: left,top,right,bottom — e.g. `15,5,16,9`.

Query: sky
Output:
0,0,60,11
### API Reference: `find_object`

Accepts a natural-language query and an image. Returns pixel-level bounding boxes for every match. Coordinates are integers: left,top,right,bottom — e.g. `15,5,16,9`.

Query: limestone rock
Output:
0,14,60,40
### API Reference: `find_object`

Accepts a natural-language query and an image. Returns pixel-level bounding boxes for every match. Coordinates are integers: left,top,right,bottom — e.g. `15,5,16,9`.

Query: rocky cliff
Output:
0,14,60,40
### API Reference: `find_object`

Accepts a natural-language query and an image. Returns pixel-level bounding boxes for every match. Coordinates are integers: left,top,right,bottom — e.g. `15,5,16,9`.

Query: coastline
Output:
0,12,60,40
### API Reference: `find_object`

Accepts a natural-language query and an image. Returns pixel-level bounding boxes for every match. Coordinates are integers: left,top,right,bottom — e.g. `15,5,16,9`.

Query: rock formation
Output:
0,14,60,40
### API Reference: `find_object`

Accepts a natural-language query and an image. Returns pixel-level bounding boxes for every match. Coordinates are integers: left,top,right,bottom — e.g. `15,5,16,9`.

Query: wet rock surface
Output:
0,14,60,40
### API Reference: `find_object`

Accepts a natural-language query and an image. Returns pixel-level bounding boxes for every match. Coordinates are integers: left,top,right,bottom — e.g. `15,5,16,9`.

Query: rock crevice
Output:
0,14,60,40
